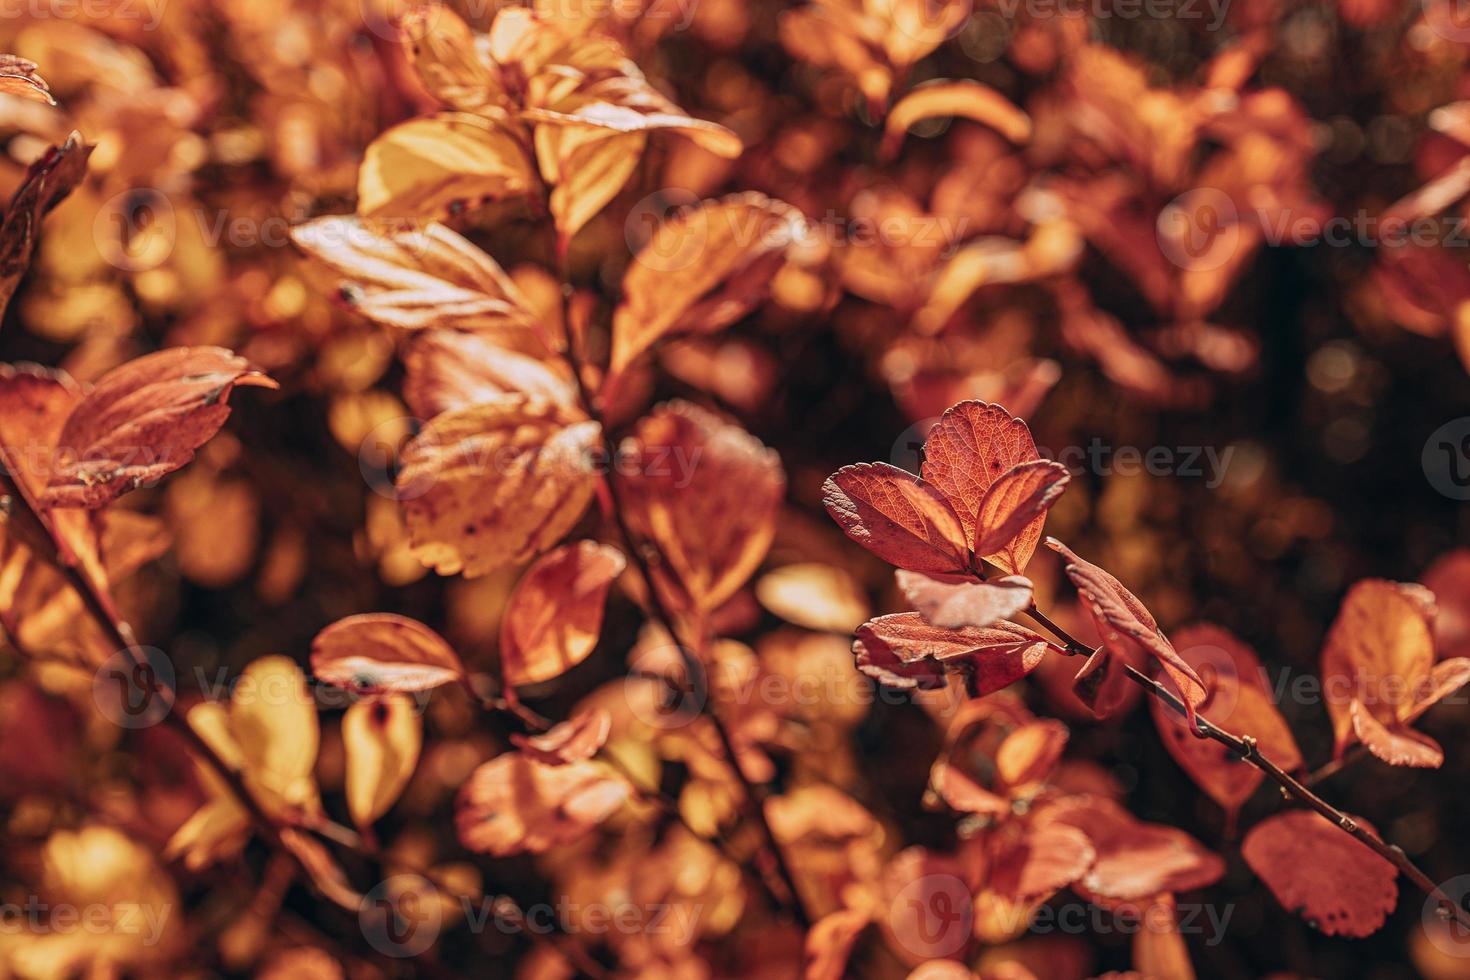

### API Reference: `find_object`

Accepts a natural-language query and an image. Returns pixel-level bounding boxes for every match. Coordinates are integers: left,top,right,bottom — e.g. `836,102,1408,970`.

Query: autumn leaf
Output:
609,193,808,380
342,694,422,830
804,908,870,980
920,401,1044,554
853,613,1051,693
1242,810,1398,937
1040,796,1225,903
984,821,1095,906
616,401,784,619
455,752,629,856
397,7,507,115
971,460,1070,573
1149,624,1301,819
41,347,277,510
0,133,89,318
1320,579,1470,768
1048,538,1207,728
896,570,1034,630
755,562,870,633
1132,895,1197,980
500,540,626,688
311,613,467,693
823,463,969,574
882,80,1032,160
290,216,537,335
402,329,575,420
396,395,601,577
510,708,612,765
357,113,535,221
0,55,54,105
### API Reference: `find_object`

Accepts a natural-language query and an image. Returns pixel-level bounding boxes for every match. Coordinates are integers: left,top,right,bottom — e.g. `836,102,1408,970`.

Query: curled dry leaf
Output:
1241,810,1398,937
0,133,89,318
897,570,1035,630
1320,579,1470,768
396,395,601,577
610,193,808,379
1040,796,1225,903
853,613,1050,693
357,113,535,221
616,401,784,618
0,55,54,105
290,216,536,335
1149,624,1301,819
804,908,870,980
882,80,1032,159
1047,538,1206,727
500,540,626,688
342,694,423,830
40,347,277,510
510,708,612,765
402,329,575,420
311,613,466,693
455,752,629,856
754,562,869,634
823,463,969,574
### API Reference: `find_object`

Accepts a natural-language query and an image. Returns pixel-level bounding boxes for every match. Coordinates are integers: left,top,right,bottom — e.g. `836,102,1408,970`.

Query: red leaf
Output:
500,540,626,688
824,463,969,573
853,613,1050,694
41,347,277,510
1349,700,1443,768
988,822,1095,901
972,459,1070,573
1048,538,1206,729
1040,797,1225,902
896,570,1034,630
1241,810,1398,937
920,401,1041,549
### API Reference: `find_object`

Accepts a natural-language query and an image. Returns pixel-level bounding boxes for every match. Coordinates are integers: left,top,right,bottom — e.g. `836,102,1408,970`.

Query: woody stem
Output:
1004,575,1470,929
549,284,812,930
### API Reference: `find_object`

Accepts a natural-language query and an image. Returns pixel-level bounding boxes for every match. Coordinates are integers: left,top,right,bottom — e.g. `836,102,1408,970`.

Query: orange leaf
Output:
396,396,601,577
1040,797,1225,903
987,822,1095,902
824,463,969,574
342,694,423,829
610,193,807,379
616,402,784,618
882,80,1031,159
896,570,1034,630
500,540,626,688
41,347,277,510
0,133,88,318
510,708,612,765
1149,624,1301,818
402,329,575,420
804,908,870,980
1048,538,1206,728
853,613,1050,693
1320,579,1439,761
312,613,466,692
455,753,629,856
971,459,1070,573
290,216,536,335
920,401,1042,550
357,113,535,222
1242,810,1398,937
995,719,1068,792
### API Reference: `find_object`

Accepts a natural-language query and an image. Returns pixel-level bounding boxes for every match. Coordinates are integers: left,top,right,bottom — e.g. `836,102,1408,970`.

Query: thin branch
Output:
549,286,812,929
1007,581,1470,930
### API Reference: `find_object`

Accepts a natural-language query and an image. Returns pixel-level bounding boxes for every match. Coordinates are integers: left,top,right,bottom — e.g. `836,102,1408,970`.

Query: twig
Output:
548,285,812,929
1006,577,1470,929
